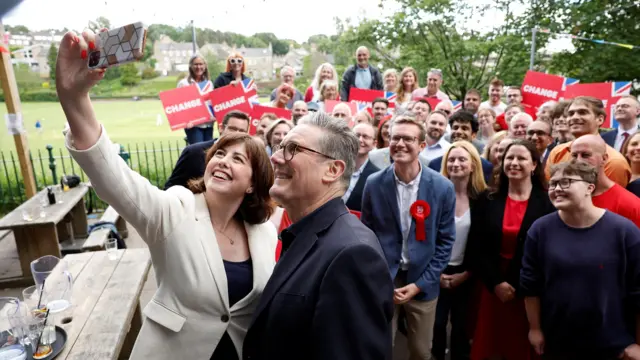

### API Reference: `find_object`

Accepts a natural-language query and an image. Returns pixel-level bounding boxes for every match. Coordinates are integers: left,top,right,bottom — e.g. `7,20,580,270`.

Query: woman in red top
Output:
466,139,555,360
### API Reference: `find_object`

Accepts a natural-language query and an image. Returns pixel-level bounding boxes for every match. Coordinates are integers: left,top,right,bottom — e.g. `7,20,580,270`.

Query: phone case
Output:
88,22,147,69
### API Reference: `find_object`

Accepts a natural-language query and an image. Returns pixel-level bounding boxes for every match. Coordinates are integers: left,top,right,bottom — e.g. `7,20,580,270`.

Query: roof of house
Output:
155,41,194,52
235,47,272,57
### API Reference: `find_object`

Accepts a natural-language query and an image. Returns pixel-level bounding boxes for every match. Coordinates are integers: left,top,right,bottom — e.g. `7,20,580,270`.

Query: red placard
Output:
562,82,632,128
208,85,253,127
349,88,396,111
248,105,292,135
159,85,212,131
251,105,292,121
521,70,566,109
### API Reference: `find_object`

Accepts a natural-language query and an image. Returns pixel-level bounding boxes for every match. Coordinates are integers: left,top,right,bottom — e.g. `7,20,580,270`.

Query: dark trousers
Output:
185,126,213,145
432,265,471,360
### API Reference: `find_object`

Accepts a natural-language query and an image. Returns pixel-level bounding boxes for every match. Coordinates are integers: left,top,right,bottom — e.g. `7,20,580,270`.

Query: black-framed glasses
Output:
390,135,418,145
276,142,335,162
229,58,243,64
549,178,590,190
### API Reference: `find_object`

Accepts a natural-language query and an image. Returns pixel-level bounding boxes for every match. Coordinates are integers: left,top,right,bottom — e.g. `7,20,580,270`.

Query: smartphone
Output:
88,22,147,69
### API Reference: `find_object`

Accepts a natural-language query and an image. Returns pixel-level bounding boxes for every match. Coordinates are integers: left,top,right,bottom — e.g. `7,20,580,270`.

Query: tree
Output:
120,63,141,86
94,16,111,31
201,51,225,79
541,0,640,93
47,44,58,81
332,0,535,99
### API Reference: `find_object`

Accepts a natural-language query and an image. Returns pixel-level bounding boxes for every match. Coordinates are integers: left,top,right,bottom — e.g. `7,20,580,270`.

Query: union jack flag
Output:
451,100,462,112
385,91,397,103
561,77,579,91
612,81,632,97
357,102,369,112
242,78,260,106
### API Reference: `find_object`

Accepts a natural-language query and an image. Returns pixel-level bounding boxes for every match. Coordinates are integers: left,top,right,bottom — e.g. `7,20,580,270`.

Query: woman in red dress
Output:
467,139,555,360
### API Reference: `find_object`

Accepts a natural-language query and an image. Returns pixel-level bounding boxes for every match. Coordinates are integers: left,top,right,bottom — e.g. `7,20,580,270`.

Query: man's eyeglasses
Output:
275,142,335,162
390,135,418,145
229,58,243,64
549,178,590,190
526,130,549,137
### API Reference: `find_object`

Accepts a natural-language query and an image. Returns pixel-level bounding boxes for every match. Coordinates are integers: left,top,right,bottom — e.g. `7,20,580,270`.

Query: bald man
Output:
570,135,640,227
340,46,384,101
545,96,631,187
291,101,308,125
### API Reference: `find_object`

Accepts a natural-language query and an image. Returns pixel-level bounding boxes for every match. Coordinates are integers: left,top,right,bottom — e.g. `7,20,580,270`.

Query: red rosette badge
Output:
410,200,430,241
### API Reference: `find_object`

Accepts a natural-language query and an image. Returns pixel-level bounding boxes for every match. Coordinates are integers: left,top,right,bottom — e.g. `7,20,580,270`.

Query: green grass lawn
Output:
0,100,185,154
1,96,271,155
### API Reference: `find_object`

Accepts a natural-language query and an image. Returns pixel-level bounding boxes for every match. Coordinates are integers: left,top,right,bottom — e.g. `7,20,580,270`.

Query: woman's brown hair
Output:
396,67,419,102
188,133,274,224
490,139,547,195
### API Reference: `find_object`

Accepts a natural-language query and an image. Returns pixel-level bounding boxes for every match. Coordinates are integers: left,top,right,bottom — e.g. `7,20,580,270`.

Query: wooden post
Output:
0,21,37,198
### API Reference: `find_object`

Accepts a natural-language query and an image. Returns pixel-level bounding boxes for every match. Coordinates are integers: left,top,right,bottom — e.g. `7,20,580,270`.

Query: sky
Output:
3,0,573,52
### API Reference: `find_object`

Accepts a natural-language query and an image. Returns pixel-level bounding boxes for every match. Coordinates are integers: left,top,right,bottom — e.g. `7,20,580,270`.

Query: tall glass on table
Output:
0,297,28,360
29,256,73,344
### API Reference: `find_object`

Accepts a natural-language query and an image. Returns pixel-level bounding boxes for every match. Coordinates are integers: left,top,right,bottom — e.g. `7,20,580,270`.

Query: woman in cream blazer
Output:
57,30,278,359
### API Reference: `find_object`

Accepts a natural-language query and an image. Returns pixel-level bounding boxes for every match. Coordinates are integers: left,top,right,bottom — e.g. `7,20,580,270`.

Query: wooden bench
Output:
82,206,129,251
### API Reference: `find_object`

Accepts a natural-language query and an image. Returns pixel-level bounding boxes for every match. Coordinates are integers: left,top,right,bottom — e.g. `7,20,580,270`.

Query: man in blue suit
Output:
601,95,640,151
361,114,456,359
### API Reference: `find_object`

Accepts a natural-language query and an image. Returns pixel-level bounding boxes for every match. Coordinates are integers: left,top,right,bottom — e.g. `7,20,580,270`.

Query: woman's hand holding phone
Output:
56,29,106,100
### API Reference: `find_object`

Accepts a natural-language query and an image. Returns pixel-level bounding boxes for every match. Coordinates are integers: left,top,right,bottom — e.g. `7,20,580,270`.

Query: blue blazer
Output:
601,129,616,148
361,165,456,301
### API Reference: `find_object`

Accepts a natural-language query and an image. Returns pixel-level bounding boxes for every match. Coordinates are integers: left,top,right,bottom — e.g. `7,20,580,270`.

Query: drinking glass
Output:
0,297,28,360
105,238,118,260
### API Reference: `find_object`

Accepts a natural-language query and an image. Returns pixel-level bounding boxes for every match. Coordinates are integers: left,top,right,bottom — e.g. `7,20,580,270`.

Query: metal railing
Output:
0,140,188,214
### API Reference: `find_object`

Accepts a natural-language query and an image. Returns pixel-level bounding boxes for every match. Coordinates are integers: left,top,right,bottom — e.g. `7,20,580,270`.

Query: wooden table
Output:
0,184,89,287
54,249,151,360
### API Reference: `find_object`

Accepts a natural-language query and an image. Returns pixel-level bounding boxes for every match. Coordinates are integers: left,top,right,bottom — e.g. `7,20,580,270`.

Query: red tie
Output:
623,132,630,143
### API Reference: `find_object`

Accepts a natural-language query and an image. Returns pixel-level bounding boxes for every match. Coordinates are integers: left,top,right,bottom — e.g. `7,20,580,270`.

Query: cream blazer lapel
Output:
192,193,278,315
193,193,230,311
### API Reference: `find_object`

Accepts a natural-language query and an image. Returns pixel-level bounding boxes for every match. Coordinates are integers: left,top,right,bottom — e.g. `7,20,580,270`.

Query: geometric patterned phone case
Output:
88,22,147,69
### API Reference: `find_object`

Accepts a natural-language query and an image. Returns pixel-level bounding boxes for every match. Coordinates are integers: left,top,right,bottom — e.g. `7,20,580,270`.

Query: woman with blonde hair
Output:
620,132,640,196
214,52,254,89
316,80,340,112
177,54,215,144
396,67,419,105
265,119,293,156
433,141,486,360
304,63,339,102
55,30,278,359
383,68,399,92
477,108,497,145
482,130,508,167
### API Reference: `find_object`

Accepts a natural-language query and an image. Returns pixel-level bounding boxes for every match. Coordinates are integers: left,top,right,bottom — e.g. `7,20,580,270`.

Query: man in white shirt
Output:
601,95,640,151
421,110,451,162
344,123,380,211
480,78,507,115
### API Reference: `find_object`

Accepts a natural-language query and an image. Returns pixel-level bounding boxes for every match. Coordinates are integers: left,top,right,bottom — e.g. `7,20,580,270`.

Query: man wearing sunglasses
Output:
244,112,394,360
412,69,450,101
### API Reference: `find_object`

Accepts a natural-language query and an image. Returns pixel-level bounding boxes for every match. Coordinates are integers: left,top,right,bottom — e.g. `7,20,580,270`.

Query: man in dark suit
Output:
163,110,250,189
344,122,380,211
244,112,394,360
429,110,494,183
340,46,383,101
601,95,640,151
361,114,456,359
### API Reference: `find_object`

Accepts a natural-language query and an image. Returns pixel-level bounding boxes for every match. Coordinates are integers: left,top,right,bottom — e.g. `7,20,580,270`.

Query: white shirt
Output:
480,100,507,116
394,164,423,270
343,159,368,203
449,209,471,266
421,137,451,163
614,126,639,152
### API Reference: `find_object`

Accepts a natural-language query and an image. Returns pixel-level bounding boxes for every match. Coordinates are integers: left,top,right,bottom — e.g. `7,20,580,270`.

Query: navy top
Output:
211,258,253,360
521,211,640,358
428,155,493,184
627,178,640,198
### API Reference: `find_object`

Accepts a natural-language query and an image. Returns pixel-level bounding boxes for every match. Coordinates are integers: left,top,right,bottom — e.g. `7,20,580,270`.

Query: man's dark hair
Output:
372,97,389,108
449,110,479,134
416,98,432,112
222,110,250,127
